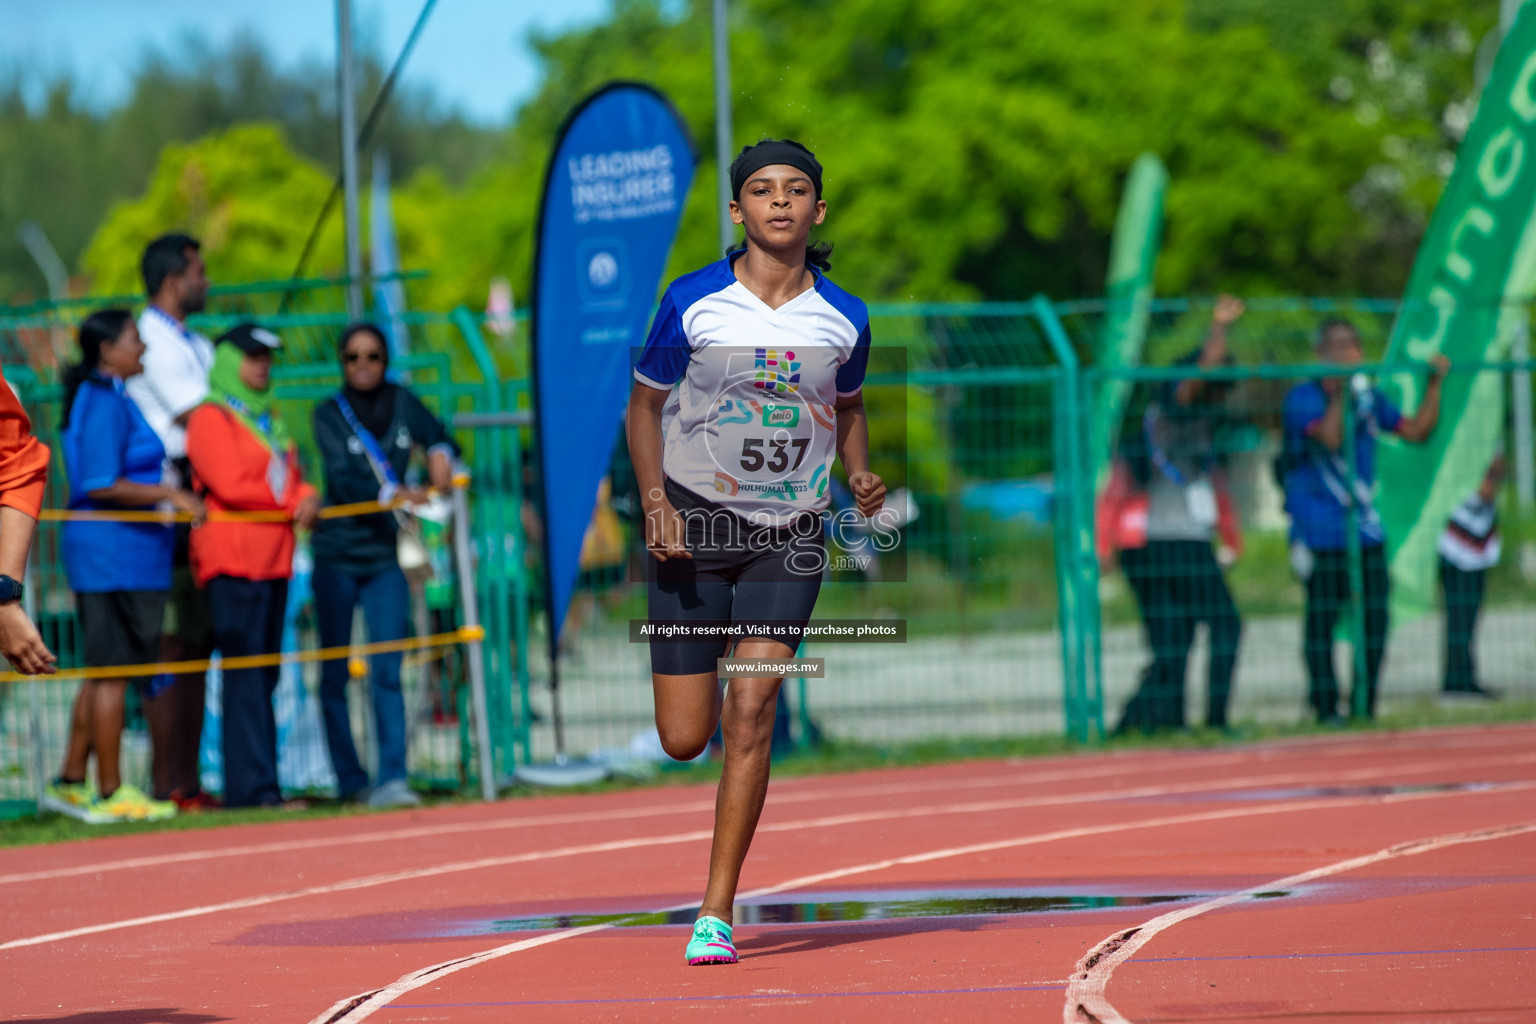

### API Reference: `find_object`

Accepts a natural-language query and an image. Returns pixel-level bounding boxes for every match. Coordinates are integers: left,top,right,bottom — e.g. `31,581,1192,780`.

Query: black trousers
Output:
1439,558,1486,693
1303,545,1389,720
208,575,289,808
1117,540,1242,731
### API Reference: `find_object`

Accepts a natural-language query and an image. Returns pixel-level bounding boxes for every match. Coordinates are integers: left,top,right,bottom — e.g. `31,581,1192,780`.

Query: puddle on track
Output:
472,889,1294,933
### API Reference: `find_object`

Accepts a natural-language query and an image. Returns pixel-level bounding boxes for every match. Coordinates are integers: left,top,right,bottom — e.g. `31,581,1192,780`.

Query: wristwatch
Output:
0,575,23,605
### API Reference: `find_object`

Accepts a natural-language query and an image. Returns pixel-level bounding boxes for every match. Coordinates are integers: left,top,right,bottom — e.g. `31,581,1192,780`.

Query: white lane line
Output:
1062,820,1536,1024
308,780,1536,1024
0,828,710,952
0,751,1262,886
0,744,1355,887
753,751,1536,836
5,734,1522,887
6,751,1532,951
0,803,716,886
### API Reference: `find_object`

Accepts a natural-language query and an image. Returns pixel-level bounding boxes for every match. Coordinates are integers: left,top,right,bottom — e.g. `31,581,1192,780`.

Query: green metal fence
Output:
0,307,532,814
1082,355,1535,735
2,296,1533,815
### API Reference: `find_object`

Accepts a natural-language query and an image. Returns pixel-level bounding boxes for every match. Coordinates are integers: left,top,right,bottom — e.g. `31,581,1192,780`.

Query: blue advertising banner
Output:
532,83,696,659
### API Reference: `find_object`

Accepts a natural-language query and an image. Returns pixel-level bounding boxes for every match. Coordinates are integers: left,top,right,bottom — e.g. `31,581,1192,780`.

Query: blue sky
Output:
4,0,616,124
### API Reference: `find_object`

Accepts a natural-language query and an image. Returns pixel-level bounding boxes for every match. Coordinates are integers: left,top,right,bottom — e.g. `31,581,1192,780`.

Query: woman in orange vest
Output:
186,324,318,807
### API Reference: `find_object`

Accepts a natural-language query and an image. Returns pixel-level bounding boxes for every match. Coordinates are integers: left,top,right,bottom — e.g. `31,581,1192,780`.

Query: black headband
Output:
730,141,823,200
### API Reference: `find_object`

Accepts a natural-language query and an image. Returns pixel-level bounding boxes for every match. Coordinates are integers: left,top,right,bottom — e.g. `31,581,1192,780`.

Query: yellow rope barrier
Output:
42,495,418,524
0,624,485,684
36,474,474,524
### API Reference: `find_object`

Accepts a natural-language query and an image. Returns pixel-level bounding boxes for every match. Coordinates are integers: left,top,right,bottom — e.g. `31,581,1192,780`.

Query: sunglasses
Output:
343,350,385,364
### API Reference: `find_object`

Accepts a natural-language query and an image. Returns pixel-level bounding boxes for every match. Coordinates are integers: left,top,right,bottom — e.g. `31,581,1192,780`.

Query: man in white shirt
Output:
129,234,214,461
130,233,217,807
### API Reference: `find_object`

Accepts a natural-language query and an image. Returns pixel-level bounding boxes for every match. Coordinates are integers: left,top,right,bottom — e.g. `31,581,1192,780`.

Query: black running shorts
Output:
646,477,824,675
76,590,168,674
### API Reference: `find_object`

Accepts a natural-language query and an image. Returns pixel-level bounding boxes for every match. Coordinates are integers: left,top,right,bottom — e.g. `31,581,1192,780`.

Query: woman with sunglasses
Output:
311,323,460,808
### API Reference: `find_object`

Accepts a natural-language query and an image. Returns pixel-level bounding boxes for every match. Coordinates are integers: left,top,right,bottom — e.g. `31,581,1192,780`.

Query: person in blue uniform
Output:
626,139,884,966
1280,318,1446,723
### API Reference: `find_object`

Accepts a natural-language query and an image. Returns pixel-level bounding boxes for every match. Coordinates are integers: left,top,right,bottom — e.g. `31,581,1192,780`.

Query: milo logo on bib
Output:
762,405,799,428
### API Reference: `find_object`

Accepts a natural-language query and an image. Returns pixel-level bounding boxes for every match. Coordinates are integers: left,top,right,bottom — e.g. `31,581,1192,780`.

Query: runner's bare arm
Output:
626,382,689,560
835,391,884,516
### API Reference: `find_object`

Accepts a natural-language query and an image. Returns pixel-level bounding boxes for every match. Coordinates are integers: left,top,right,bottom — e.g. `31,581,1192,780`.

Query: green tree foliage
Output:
1190,0,1500,285
406,0,1500,308
23,0,1504,310
0,33,498,304
80,124,344,293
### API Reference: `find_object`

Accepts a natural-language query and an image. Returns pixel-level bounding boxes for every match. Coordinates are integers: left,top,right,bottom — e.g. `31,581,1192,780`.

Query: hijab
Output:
342,380,396,439
337,323,396,438
206,342,293,453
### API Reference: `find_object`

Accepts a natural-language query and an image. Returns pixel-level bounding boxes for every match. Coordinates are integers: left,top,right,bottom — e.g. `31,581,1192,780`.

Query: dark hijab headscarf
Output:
338,322,395,437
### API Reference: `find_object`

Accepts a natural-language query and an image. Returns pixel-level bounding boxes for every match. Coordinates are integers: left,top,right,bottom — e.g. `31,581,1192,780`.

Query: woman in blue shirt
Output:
44,309,204,823
626,139,884,966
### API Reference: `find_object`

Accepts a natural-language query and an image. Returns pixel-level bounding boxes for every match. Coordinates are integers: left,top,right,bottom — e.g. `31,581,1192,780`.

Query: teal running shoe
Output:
685,915,738,965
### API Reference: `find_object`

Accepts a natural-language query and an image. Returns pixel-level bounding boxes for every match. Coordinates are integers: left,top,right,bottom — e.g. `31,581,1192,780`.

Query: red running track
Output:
2,723,1533,1023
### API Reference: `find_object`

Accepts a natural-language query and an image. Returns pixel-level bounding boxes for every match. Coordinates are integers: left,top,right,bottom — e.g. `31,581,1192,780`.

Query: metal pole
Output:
23,546,45,813
1078,369,1104,737
1503,0,1524,32
1514,322,1535,510
17,223,68,302
1034,294,1094,741
451,484,498,802
336,0,364,319
1496,0,1536,509
1341,384,1370,721
712,0,735,256
550,661,567,760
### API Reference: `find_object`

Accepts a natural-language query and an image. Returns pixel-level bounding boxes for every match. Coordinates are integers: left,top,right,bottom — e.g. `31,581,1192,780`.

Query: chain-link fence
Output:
1088,358,1535,738
2,294,1533,816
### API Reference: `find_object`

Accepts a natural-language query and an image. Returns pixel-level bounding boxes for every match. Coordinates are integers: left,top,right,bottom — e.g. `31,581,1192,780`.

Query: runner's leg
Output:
698,640,788,923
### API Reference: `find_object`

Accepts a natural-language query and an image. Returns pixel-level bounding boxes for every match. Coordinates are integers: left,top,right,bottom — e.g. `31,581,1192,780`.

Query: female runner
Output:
626,138,884,966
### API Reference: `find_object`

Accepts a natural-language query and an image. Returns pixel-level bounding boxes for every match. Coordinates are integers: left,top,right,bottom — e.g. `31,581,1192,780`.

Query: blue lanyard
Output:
333,393,401,487
222,394,274,442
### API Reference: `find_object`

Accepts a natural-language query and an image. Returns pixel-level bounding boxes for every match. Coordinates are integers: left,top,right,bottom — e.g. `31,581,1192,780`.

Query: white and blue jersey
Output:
633,252,871,526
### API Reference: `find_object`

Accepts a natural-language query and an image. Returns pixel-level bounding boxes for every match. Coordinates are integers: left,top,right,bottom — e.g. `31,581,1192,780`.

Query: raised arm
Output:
1175,294,1243,406
1395,356,1450,444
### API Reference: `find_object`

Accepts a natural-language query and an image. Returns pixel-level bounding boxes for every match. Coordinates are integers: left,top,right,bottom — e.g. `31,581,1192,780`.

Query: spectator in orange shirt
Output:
0,365,56,676
186,324,318,807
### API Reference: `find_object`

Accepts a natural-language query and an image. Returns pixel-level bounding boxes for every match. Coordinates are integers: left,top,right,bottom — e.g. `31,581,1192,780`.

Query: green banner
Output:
1378,7,1536,619
1092,152,1167,484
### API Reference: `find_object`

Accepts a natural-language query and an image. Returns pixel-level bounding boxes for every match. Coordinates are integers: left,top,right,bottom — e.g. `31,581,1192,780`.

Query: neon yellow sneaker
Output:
40,780,97,821
96,784,178,823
